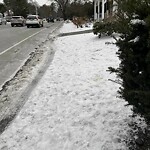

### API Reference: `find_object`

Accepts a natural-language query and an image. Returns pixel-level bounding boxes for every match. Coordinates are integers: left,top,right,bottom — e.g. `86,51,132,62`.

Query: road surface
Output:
0,21,62,89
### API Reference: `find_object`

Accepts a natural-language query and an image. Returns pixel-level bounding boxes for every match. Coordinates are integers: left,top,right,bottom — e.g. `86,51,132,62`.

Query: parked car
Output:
0,13,7,25
11,16,26,27
26,15,43,28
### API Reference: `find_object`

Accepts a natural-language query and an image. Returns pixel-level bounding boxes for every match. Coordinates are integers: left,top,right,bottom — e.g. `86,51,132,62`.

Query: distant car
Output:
47,17,54,23
11,16,26,27
56,17,60,21
26,15,43,28
0,13,7,25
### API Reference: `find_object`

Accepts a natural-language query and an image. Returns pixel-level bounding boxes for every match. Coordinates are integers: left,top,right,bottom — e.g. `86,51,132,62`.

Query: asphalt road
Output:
0,21,62,89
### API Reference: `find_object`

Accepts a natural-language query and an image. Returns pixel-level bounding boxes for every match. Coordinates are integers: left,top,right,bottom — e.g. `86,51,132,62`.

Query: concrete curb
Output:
59,29,93,37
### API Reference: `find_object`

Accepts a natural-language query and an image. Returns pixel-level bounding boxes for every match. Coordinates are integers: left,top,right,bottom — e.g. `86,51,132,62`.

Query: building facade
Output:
94,0,117,21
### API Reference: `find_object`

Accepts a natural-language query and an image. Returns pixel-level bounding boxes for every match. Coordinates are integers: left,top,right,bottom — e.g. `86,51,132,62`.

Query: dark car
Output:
47,17,54,23
56,17,61,21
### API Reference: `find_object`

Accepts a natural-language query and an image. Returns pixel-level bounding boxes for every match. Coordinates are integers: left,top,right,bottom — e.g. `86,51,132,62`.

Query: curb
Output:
59,29,93,36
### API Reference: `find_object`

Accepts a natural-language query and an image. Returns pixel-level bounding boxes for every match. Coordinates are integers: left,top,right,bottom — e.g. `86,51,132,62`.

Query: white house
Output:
94,0,117,21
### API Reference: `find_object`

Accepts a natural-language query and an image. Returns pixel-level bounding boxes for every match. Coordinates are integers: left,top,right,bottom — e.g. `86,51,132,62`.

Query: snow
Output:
59,20,93,33
129,36,139,43
0,22,147,150
130,19,146,25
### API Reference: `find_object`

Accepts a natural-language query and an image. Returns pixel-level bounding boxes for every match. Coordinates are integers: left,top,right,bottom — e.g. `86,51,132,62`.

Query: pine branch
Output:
108,79,122,85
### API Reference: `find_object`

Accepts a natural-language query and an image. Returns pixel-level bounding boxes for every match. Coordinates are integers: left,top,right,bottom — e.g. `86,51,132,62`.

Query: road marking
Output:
0,28,46,56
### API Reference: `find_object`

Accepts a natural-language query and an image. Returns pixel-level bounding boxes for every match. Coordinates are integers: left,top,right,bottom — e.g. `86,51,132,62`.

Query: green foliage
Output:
93,21,115,38
110,0,150,122
0,3,6,14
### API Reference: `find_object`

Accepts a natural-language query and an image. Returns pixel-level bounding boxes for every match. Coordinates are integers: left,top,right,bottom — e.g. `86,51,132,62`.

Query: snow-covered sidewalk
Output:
0,22,146,150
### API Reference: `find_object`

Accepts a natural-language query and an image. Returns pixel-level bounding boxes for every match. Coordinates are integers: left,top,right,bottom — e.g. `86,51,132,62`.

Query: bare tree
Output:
4,0,29,17
49,0,70,20
28,0,39,15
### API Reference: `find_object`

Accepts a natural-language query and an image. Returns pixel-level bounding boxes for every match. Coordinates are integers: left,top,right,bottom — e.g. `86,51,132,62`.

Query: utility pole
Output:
34,0,38,15
35,5,38,15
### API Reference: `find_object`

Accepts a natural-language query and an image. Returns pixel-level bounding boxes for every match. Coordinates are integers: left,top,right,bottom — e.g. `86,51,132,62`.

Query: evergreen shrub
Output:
93,21,115,38
108,0,150,122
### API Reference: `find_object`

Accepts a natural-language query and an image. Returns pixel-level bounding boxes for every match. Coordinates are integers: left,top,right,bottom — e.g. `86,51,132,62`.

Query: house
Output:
93,0,117,21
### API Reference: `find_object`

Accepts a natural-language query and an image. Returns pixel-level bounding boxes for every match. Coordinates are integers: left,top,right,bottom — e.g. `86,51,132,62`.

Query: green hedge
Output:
93,21,116,38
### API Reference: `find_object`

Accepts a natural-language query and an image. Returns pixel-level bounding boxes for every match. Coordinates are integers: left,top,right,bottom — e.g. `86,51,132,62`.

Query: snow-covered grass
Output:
0,21,146,150
59,20,93,33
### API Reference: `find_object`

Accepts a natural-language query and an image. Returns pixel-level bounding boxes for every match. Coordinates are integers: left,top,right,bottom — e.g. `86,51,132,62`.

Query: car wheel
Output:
27,25,30,28
11,24,14,27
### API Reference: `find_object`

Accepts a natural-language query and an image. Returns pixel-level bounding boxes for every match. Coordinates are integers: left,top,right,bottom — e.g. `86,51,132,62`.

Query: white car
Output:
26,15,43,28
11,16,26,27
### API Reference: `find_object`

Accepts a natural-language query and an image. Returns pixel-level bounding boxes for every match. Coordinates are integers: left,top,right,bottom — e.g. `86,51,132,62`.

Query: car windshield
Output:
27,16,37,19
12,16,21,19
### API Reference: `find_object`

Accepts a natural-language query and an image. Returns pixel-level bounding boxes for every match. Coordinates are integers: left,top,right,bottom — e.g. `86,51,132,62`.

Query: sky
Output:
0,21,147,149
0,0,51,6
36,0,51,6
